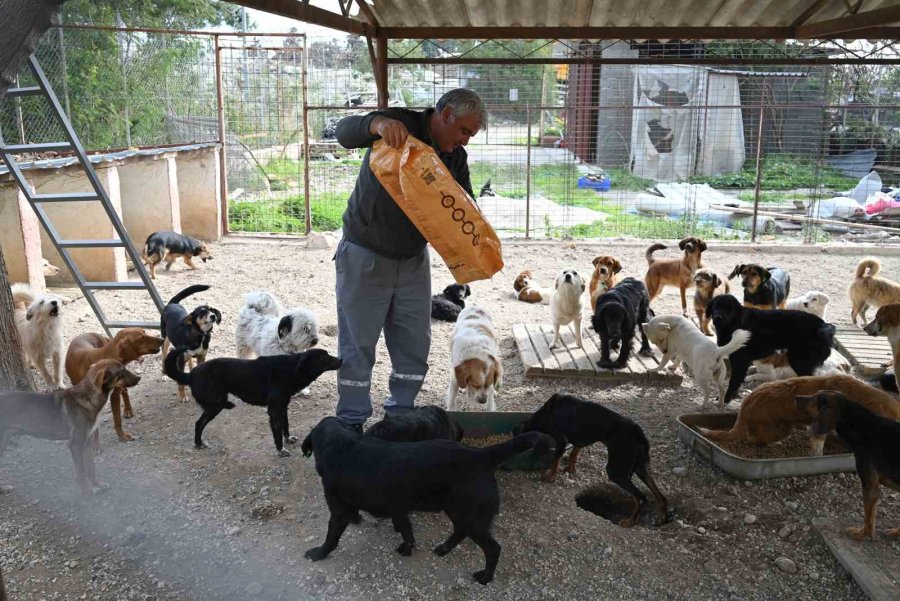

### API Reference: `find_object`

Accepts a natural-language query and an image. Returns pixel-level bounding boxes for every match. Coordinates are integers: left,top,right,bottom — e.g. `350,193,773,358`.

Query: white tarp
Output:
699,73,745,176
630,66,745,182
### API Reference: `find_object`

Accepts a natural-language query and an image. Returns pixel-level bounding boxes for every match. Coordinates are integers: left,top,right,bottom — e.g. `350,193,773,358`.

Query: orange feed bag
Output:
370,135,504,284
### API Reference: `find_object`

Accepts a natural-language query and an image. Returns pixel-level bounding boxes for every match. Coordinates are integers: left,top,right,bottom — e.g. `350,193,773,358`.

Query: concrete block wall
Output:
0,144,222,287
32,166,127,283
0,179,45,290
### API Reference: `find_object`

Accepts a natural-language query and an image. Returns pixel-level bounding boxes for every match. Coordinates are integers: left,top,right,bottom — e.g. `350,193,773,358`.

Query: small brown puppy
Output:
645,237,706,317
864,303,900,370
65,328,163,443
589,255,622,312
692,268,730,335
849,257,900,325
0,360,140,495
513,270,551,304
698,374,899,455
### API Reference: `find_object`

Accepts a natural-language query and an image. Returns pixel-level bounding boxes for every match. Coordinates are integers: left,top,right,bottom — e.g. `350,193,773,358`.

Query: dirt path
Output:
3,237,899,600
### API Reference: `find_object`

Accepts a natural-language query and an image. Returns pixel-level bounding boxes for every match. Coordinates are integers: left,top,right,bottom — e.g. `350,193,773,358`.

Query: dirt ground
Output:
2,237,900,601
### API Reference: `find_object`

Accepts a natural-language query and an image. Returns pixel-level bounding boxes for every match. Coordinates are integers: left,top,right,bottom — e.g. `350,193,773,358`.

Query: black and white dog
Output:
431,284,471,322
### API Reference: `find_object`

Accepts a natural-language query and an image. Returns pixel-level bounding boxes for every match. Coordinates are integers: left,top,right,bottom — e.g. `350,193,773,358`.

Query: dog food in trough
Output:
449,411,556,471
462,433,512,448
677,413,855,480
714,428,849,460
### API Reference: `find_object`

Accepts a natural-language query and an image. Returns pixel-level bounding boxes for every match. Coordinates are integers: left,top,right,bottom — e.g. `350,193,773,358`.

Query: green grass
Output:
735,190,813,203
229,192,347,234
689,155,857,191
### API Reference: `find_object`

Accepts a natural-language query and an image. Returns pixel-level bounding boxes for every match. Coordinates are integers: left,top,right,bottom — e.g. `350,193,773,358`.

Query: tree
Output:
0,0,58,394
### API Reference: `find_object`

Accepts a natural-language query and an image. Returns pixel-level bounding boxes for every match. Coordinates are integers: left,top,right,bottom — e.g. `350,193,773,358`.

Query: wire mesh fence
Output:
5,29,900,244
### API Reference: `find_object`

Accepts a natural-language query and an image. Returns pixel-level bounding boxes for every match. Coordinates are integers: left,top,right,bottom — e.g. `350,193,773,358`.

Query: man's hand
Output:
370,116,409,148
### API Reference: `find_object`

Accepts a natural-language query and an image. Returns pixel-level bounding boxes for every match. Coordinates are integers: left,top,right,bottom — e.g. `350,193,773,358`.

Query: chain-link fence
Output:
5,29,900,244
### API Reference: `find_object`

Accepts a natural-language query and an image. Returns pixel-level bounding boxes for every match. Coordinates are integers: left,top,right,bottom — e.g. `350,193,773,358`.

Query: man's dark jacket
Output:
335,107,474,260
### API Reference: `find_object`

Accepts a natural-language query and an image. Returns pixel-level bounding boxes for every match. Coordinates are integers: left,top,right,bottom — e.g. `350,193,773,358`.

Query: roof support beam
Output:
225,0,370,36
796,5,900,38
381,26,793,39
387,56,900,66
790,0,830,28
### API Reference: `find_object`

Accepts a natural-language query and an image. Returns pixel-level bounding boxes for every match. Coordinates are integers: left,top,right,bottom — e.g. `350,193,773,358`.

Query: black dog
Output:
164,347,341,456
160,285,221,401
727,264,790,310
798,391,900,540
142,230,212,279
516,392,668,526
591,277,653,369
365,405,462,442
707,294,835,403
301,417,549,584
431,284,471,322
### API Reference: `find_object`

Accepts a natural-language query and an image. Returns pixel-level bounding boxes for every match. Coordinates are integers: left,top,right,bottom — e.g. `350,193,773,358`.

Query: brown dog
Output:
65,329,162,442
513,270,551,304
799,390,900,541
644,238,706,316
698,375,900,455
864,303,900,370
849,257,900,325
589,255,622,312
0,360,140,495
692,268,730,335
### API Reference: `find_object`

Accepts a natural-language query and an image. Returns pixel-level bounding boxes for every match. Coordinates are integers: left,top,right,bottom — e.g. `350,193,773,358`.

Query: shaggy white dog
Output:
11,283,65,388
643,314,750,405
785,290,830,319
235,291,319,358
549,269,585,349
446,306,502,412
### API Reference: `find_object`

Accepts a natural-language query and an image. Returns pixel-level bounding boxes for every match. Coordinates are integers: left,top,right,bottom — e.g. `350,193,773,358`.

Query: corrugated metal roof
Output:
0,142,220,177
367,0,896,30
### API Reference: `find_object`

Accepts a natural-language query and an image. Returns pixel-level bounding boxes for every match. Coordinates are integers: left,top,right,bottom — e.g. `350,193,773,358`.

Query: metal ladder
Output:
0,54,164,335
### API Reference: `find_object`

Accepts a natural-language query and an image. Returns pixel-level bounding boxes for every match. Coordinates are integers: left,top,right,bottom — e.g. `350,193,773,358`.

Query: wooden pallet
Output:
833,326,894,377
814,518,900,601
512,323,682,385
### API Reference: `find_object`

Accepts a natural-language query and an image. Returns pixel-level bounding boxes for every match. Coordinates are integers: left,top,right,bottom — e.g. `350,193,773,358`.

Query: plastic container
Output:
577,175,611,191
449,410,556,472
676,413,855,480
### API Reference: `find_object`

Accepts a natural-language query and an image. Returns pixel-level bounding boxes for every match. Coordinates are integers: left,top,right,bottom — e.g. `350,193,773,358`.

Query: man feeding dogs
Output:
333,89,488,431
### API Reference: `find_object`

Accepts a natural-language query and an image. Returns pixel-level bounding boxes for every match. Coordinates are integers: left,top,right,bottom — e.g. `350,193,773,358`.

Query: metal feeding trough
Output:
449,410,557,472
677,413,855,480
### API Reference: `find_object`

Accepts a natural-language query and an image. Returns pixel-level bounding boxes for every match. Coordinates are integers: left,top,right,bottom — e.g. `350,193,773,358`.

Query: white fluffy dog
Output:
11,283,65,388
549,269,585,349
446,306,502,412
235,291,319,357
785,290,829,319
747,350,850,383
643,315,750,405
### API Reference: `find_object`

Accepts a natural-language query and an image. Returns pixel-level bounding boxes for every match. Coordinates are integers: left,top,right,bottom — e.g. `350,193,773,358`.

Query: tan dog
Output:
849,257,900,325
446,306,502,412
513,270,551,304
698,375,900,455
65,329,163,442
864,303,900,370
644,237,706,317
0,360,140,495
589,255,622,312
692,268,729,335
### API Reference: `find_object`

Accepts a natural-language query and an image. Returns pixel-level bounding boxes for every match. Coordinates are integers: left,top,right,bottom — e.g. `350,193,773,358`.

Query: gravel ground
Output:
2,236,900,601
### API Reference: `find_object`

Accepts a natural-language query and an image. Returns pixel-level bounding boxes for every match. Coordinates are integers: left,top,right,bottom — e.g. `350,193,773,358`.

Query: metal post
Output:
751,85,766,243
375,33,389,109
302,40,312,235
526,104,532,239
215,34,229,235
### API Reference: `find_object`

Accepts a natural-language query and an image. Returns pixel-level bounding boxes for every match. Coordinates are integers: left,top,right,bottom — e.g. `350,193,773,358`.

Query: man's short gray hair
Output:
436,88,488,130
